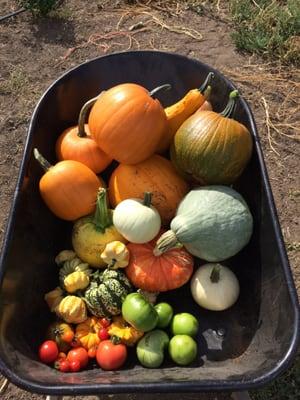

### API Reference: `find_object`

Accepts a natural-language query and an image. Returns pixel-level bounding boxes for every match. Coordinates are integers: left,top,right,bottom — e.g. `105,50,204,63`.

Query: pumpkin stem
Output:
153,230,182,256
77,96,99,137
203,85,211,100
93,188,112,233
198,72,214,94
149,84,171,98
143,192,152,207
220,90,239,118
33,148,52,171
210,265,221,283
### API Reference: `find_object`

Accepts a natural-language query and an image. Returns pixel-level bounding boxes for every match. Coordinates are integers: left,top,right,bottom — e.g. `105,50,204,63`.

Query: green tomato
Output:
171,313,199,337
154,302,174,328
169,335,197,366
122,292,158,332
137,330,169,368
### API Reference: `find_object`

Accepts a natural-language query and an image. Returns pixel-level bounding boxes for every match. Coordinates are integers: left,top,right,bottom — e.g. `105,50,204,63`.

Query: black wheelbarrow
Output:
0,51,299,396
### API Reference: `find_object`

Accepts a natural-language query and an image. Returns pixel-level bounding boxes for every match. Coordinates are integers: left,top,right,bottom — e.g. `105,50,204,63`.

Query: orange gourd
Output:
75,317,101,351
55,96,112,173
34,148,104,221
88,83,169,164
157,73,214,153
108,154,189,225
125,232,194,292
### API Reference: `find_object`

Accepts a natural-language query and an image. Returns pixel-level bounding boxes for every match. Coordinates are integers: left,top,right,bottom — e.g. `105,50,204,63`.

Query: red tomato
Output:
100,318,111,328
39,340,59,364
69,360,81,372
67,347,89,369
98,328,110,340
96,340,127,370
55,359,70,373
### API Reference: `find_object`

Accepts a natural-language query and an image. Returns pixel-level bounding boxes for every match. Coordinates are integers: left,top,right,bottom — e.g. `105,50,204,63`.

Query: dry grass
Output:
222,63,300,156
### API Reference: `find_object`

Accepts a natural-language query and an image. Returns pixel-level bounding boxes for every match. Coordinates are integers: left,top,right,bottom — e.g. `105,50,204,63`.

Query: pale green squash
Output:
154,186,253,262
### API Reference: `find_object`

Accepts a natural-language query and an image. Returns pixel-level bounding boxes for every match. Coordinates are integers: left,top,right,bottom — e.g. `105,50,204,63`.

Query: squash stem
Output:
143,192,152,207
220,90,239,118
153,230,181,256
198,72,214,94
210,265,221,283
149,84,171,98
93,188,112,233
33,148,52,171
77,96,99,137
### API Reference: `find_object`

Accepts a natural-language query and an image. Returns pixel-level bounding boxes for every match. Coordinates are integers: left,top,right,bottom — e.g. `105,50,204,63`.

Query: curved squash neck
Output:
93,189,112,232
153,230,181,256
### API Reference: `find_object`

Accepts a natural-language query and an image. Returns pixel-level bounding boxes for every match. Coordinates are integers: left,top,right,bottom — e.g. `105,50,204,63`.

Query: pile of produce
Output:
35,74,254,373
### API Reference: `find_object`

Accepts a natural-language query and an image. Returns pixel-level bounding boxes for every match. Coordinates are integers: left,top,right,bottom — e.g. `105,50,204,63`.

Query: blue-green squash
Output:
154,186,253,262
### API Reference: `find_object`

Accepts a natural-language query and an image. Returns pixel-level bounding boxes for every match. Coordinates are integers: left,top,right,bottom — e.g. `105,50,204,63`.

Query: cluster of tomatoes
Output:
38,318,127,373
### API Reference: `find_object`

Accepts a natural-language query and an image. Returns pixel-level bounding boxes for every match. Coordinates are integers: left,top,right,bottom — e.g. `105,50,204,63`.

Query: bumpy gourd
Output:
154,186,253,262
75,317,101,350
56,295,87,324
84,269,132,318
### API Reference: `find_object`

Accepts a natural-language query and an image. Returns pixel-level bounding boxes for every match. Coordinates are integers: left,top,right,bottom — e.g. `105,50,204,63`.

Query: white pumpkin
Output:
190,263,240,311
113,192,161,244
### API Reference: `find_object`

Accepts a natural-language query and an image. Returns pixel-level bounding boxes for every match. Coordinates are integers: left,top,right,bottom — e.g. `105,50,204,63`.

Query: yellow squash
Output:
157,72,214,153
100,241,129,269
72,188,126,268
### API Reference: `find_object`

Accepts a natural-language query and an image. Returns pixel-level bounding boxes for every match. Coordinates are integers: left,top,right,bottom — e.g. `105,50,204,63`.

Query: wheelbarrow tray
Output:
0,51,299,395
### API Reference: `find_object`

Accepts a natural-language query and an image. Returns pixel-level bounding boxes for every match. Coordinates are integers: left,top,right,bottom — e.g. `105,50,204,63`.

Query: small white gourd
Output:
190,263,240,311
113,192,161,244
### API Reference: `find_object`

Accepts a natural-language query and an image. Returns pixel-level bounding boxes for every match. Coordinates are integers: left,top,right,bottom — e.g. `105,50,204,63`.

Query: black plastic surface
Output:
0,51,299,395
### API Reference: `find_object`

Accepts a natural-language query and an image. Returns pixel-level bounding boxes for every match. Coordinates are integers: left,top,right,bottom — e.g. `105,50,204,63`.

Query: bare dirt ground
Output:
0,1,299,399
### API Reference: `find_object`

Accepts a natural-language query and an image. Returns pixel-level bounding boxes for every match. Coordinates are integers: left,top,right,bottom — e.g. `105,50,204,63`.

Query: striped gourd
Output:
84,269,133,318
59,257,92,289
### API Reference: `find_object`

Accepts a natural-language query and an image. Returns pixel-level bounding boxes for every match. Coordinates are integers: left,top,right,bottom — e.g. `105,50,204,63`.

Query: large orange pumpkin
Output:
34,148,104,221
88,83,168,164
108,154,189,225
125,232,194,292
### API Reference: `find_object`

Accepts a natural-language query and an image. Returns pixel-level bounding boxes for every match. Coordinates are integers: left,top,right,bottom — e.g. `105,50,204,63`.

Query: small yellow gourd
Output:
100,241,129,269
108,316,144,346
75,317,101,350
64,271,90,293
56,295,87,324
44,286,64,312
59,257,92,289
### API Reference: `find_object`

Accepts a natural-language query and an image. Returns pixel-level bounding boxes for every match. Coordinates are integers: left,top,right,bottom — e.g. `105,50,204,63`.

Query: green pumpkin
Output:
154,186,253,262
84,269,133,318
59,257,92,289
170,90,253,185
